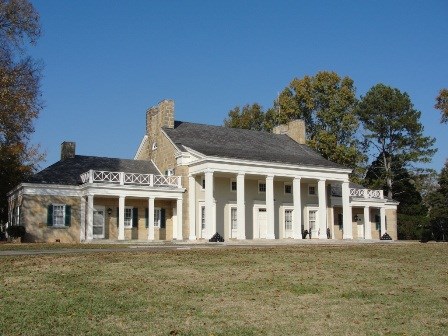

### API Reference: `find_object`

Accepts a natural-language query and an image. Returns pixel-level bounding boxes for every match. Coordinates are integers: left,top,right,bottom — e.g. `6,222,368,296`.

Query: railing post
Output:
364,189,369,199
149,174,154,187
177,176,182,188
380,190,384,199
89,170,93,183
119,172,124,185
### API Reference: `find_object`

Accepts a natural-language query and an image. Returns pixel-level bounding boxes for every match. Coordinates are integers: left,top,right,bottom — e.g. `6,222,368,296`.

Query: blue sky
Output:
29,0,448,172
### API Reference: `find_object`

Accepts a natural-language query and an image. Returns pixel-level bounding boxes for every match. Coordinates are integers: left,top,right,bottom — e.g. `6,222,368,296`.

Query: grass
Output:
1,243,447,335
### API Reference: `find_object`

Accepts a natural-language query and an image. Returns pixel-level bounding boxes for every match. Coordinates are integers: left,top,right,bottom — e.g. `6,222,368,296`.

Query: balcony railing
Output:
349,188,383,199
80,170,182,188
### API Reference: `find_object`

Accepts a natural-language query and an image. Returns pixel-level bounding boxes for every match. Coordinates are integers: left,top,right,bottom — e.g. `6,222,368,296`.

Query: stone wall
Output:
21,194,81,243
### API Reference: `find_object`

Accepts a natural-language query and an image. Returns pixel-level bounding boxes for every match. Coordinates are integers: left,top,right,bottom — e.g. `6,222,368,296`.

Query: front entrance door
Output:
258,208,267,238
357,214,364,239
93,206,105,239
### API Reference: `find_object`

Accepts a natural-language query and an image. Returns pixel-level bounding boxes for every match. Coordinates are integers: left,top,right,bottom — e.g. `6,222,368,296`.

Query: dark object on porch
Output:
6,225,26,238
380,232,392,240
302,230,309,239
326,228,331,239
209,232,224,242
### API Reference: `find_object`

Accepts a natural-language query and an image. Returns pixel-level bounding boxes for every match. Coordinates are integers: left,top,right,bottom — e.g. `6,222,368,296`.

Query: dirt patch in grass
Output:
1,244,447,335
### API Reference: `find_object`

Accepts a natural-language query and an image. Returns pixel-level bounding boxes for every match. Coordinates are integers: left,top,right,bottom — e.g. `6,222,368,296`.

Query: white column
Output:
237,173,246,240
176,198,183,240
318,179,327,239
364,206,372,239
147,197,155,241
188,175,196,240
342,180,353,239
380,206,386,237
86,195,94,240
266,175,275,239
204,169,215,238
292,177,302,239
118,196,125,240
80,197,86,241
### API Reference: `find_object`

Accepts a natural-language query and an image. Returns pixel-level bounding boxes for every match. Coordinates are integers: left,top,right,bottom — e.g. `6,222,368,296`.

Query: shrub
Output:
6,225,26,238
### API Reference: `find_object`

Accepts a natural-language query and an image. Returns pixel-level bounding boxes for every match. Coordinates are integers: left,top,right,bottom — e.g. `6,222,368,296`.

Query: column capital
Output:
148,196,155,200
188,173,195,178
266,174,274,180
204,168,214,175
237,172,245,178
293,176,302,182
318,178,327,183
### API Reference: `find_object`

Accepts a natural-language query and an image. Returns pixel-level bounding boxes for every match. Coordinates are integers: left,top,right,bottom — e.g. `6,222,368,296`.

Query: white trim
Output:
279,204,294,238
229,205,238,238
253,204,267,239
134,135,148,160
124,206,133,229
308,184,317,196
52,203,66,228
304,205,319,238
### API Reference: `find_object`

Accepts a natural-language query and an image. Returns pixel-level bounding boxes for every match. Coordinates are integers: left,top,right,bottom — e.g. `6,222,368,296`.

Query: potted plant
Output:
6,225,26,243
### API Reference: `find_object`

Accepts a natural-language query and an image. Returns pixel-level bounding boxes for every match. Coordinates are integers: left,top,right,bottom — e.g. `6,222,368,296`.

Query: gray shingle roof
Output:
164,122,346,169
28,155,159,185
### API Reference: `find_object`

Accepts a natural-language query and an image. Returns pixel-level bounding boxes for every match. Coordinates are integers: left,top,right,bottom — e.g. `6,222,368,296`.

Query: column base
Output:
266,235,276,240
189,235,196,241
343,235,353,240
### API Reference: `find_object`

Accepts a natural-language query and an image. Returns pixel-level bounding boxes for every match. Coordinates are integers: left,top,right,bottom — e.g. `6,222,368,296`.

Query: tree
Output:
356,84,436,199
224,103,267,131
435,88,448,123
275,71,365,181
225,71,366,182
426,161,448,241
0,0,43,225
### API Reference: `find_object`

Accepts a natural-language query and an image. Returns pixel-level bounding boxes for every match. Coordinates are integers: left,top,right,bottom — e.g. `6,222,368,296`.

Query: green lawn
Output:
1,243,447,335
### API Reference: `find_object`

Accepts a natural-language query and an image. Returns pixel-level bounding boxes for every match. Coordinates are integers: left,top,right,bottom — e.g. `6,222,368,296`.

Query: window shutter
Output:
116,208,119,227
145,208,149,228
132,208,138,228
47,205,53,226
161,208,166,229
65,205,72,226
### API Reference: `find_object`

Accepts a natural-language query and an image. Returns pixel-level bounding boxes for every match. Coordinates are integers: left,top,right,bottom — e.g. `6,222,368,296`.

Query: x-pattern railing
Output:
80,170,181,187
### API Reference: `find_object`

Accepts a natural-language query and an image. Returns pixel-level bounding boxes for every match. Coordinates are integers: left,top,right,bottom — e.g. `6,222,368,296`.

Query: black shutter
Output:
145,208,149,228
132,208,138,228
116,208,119,227
161,208,166,229
47,205,53,226
65,205,71,226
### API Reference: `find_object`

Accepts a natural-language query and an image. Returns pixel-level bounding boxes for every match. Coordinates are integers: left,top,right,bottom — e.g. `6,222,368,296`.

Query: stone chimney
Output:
146,99,175,136
61,141,76,160
272,120,306,144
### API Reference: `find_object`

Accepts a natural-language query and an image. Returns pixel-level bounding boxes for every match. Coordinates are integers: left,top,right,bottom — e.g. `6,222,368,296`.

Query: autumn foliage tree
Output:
0,0,44,224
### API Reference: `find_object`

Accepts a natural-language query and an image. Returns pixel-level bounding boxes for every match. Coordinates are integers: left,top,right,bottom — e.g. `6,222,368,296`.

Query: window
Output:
375,214,380,231
284,183,292,194
201,178,206,190
231,179,237,192
165,169,174,176
201,206,206,230
12,206,20,226
285,209,293,231
338,213,343,228
47,204,71,227
309,210,317,230
124,207,133,228
231,207,237,230
308,185,316,196
152,142,157,150
154,208,161,227
258,181,266,193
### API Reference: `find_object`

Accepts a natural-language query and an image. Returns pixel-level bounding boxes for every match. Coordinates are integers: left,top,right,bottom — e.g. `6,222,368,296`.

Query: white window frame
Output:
52,204,66,227
284,208,293,231
230,207,238,230
124,207,133,228
284,183,292,195
305,206,319,232
258,180,266,193
308,184,317,196
230,179,237,192
154,208,161,227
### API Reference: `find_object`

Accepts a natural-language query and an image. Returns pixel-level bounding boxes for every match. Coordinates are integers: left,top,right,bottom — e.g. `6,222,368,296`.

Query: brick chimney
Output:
272,120,306,144
61,142,76,160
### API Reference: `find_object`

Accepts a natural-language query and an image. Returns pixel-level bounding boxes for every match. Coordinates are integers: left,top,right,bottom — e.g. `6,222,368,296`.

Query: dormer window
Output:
152,142,157,150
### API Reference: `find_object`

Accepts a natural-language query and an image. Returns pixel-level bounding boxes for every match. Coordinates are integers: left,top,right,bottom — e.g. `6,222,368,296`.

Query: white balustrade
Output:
349,187,383,199
80,170,181,187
